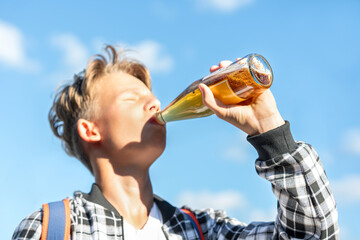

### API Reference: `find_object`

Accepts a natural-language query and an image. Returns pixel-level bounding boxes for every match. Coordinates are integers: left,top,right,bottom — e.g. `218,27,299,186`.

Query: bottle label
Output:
209,79,244,104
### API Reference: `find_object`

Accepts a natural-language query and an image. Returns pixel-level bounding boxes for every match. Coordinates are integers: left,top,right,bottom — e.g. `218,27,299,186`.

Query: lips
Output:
148,116,166,126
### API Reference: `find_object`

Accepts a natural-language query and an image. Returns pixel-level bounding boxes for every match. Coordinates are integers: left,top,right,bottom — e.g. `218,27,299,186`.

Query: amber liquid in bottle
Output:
155,54,273,124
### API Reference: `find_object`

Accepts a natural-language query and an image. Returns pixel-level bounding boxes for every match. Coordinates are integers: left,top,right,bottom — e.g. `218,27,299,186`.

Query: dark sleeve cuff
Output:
247,121,297,161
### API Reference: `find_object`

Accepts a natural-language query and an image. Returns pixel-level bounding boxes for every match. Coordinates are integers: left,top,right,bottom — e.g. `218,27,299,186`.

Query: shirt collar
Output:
83,183,176,223
83,183,122,218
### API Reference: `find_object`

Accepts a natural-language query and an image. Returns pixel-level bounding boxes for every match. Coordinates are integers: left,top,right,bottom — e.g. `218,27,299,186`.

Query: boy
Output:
13,45,339,239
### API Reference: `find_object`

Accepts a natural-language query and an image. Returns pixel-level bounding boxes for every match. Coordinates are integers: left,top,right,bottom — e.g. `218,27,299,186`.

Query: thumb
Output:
198,83,226,117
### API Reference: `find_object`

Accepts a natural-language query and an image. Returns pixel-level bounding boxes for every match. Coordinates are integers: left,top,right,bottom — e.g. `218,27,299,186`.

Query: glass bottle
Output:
155,54,273,125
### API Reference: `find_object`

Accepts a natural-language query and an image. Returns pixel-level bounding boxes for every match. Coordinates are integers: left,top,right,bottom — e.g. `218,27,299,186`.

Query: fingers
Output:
209,60,233,73
198,83,226,117
210,65,220,73
219,60,232,68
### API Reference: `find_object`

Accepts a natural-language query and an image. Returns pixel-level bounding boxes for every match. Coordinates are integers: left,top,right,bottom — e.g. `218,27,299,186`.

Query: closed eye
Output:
118,92,139,101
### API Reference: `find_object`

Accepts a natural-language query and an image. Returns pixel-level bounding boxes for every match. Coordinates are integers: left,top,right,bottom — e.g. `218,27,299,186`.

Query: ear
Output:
77,119,101,143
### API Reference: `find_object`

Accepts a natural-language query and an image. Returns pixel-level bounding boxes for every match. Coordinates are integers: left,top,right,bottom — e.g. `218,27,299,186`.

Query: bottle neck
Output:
154,112,167,125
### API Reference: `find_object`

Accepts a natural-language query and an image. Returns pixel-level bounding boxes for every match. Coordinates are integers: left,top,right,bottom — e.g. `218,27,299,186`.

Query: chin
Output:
146,133,166,161
149,133,166,155
137,124,166,161
144,124,166,146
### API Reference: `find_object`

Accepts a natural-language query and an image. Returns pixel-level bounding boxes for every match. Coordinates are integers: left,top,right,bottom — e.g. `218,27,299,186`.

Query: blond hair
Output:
48,45,151,174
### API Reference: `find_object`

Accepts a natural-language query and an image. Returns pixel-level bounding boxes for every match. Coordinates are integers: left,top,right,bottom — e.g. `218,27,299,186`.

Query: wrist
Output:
253,113,285,136
247,121,297,160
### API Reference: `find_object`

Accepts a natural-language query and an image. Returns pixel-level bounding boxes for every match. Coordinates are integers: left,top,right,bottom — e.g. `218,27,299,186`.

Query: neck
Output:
93,157,154,229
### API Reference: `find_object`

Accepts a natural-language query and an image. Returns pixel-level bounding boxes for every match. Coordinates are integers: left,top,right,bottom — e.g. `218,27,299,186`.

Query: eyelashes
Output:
118,92,139,102
120,98,139,102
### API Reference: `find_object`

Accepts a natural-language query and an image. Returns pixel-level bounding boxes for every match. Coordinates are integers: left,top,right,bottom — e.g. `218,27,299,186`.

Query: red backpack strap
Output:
41,199,71,240
181,209,205,240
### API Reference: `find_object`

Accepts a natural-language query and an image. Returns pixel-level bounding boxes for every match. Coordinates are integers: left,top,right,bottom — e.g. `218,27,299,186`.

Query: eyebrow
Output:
118,88,150,97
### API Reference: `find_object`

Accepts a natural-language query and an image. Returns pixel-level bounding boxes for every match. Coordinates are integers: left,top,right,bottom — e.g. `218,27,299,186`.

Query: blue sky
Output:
1,0,359,239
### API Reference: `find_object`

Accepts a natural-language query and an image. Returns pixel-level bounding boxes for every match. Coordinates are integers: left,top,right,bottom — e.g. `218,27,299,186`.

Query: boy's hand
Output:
199,60,285,136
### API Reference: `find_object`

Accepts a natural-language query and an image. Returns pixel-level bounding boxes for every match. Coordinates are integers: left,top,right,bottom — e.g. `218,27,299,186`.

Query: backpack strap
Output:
181,209,205,240
41,199,71,240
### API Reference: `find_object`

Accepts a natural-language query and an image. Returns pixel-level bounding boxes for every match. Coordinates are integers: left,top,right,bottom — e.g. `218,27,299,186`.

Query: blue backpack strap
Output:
41,199,71,240
181,209,205,240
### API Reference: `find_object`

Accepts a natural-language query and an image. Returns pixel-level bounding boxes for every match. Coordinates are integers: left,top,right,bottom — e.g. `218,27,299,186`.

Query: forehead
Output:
97,72,148,94
92,72,151,104
103,71,148,90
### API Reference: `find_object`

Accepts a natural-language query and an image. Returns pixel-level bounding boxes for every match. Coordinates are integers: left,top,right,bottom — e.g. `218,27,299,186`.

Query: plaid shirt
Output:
12,122,339,239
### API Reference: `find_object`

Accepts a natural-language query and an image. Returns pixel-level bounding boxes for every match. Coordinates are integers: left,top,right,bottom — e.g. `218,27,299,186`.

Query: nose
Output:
145,95,161,113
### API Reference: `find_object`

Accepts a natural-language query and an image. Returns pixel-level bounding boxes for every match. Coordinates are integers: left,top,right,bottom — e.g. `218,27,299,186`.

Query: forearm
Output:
248,122,339,239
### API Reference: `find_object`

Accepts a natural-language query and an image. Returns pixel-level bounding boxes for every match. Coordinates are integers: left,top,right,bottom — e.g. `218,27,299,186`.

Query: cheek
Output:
103,108,146,145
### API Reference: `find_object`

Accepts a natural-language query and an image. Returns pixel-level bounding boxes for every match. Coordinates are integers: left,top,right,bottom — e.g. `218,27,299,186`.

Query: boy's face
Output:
94,71,166,166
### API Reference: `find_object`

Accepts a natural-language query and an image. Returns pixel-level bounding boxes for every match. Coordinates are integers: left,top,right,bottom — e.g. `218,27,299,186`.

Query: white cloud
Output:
0,20,41,72
342,128,360,155
121,40,174,74
316,148,335,164
48,33,90,85
249,208,277,222
177,190,246,211
224,145,249,163
51,33,89,73
223,131,251,163
91,37,107,54
50,38,173,76
197,0,254,12
332,175,360,204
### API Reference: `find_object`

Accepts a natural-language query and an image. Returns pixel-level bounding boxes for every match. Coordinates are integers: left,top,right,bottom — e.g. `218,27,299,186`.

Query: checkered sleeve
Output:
248,121,339,239
12,209,42,240
178,123,339,240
